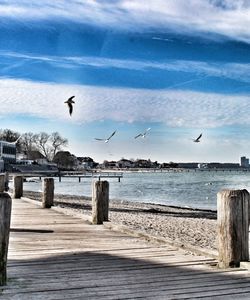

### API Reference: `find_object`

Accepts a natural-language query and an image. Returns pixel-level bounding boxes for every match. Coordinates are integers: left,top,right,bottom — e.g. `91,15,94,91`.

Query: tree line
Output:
0,129,68,162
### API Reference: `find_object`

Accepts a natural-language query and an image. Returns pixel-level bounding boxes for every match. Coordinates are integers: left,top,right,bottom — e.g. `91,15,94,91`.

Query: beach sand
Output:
22,190,218,255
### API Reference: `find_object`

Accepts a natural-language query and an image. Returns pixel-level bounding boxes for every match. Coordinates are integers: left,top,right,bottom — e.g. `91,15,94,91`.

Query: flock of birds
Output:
64,96,203,144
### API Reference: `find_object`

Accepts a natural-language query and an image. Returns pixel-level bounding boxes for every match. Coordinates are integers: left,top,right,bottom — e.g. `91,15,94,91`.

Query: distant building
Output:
0,140,16,170
160,162,179,168
240,156,249,168
178,162,198,169
77,157,96,169
116,159,135,169
134,159,153,168
198,163,208,169
101,160,117,169
208,162,239,169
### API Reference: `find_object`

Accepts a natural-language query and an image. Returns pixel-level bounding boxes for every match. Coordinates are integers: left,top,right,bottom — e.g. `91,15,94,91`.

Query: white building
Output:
0,141,16,169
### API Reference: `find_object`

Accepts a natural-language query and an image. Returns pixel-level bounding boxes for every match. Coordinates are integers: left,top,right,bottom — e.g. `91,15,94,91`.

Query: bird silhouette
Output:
193,133,202,143
95,131,116,143
64,96,75,116
134,128,151,139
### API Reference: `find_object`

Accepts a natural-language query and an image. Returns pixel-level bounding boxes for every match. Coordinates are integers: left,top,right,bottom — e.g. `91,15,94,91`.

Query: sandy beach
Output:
22,190,218,255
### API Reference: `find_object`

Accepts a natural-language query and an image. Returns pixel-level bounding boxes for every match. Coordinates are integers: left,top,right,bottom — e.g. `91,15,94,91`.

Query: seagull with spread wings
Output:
95,131,116,143
193,133,202,143
134,128,151,139
64,96,75,116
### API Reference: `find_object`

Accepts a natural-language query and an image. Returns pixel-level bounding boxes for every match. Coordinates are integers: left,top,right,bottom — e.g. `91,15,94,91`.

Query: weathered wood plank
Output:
12,176,23,198
42,178,54,208
0,193,12,285
0,174,5,192
1,197,249,300
217,189,249,268
92,180,109,224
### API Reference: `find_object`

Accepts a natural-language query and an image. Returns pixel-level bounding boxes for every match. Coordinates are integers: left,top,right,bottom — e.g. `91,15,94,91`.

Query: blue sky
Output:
0,0,250,163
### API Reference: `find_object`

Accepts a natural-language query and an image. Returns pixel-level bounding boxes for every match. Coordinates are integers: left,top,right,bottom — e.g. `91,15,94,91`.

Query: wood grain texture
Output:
0,193,12,285
12,176,23,199
0,175,5,192
1,197,249,299
42,178,54,209
217,189,249,268
92,181,109,224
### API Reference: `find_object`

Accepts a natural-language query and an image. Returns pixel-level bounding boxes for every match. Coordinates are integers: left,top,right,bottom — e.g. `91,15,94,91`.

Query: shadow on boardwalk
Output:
3,251,250,300
2,196,249,300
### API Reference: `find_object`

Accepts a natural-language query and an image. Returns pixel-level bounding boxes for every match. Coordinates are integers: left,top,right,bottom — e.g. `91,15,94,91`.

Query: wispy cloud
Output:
2,51,250,85
1,78,250,128
0,1,249,42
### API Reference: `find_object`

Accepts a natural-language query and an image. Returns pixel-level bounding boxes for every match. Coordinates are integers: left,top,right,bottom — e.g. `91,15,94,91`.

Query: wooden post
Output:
13,176,23,198
92,181,109,224
0,193,12,285
217,189,249,268
42,178,54,208
0,174,5,192
4,172,9,192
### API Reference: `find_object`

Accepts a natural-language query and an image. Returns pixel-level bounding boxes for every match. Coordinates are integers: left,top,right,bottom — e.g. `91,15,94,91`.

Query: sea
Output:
18,170,250,211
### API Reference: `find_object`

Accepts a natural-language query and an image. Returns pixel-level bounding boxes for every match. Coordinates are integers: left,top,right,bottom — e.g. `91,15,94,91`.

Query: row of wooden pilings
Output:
0,175,249,286
0,175,109,222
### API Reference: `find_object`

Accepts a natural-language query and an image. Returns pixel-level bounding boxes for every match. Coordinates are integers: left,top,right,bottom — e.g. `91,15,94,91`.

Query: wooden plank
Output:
0,197,249,300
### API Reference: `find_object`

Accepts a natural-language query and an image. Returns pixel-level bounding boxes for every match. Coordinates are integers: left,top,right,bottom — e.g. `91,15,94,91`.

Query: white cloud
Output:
2,51,250,84
0,78,250,128
0,0,249,42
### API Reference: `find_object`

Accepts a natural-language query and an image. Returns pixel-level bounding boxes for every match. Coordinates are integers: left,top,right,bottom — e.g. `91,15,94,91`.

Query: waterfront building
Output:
116,159,135,169
178,162,198,169
0,140,16,170
240,156,249,168
77,157,96,169
198,163,208,169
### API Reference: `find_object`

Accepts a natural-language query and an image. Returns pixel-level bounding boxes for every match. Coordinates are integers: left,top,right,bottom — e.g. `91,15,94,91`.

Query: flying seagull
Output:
95,131,116,143
134,128,151,139
64,96,75,116
193,133,202,143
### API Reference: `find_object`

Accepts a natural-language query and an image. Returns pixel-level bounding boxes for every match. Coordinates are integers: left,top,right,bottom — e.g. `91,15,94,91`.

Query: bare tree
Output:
51,132,68,160
0,129,20,142
0,129,68,162
33,132,51,161
33,132,68,161
20,132,37,156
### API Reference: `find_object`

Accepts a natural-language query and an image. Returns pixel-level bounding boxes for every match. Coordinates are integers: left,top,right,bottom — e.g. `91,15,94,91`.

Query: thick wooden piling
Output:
13,176,23,198
0,174,5,192
217,189,249,268
0,193,12,285
42,178,54,208
92,181,109,224
4,172,9,191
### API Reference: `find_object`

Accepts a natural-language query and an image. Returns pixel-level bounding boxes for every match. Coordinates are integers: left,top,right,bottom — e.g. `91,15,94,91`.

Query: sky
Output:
0,0,250,163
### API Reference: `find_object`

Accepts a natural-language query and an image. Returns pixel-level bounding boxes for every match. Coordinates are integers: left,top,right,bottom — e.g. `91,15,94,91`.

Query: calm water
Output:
19,170,250,210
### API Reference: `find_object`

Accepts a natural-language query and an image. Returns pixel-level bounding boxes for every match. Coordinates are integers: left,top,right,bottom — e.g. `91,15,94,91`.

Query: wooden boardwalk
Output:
1,198,250,299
